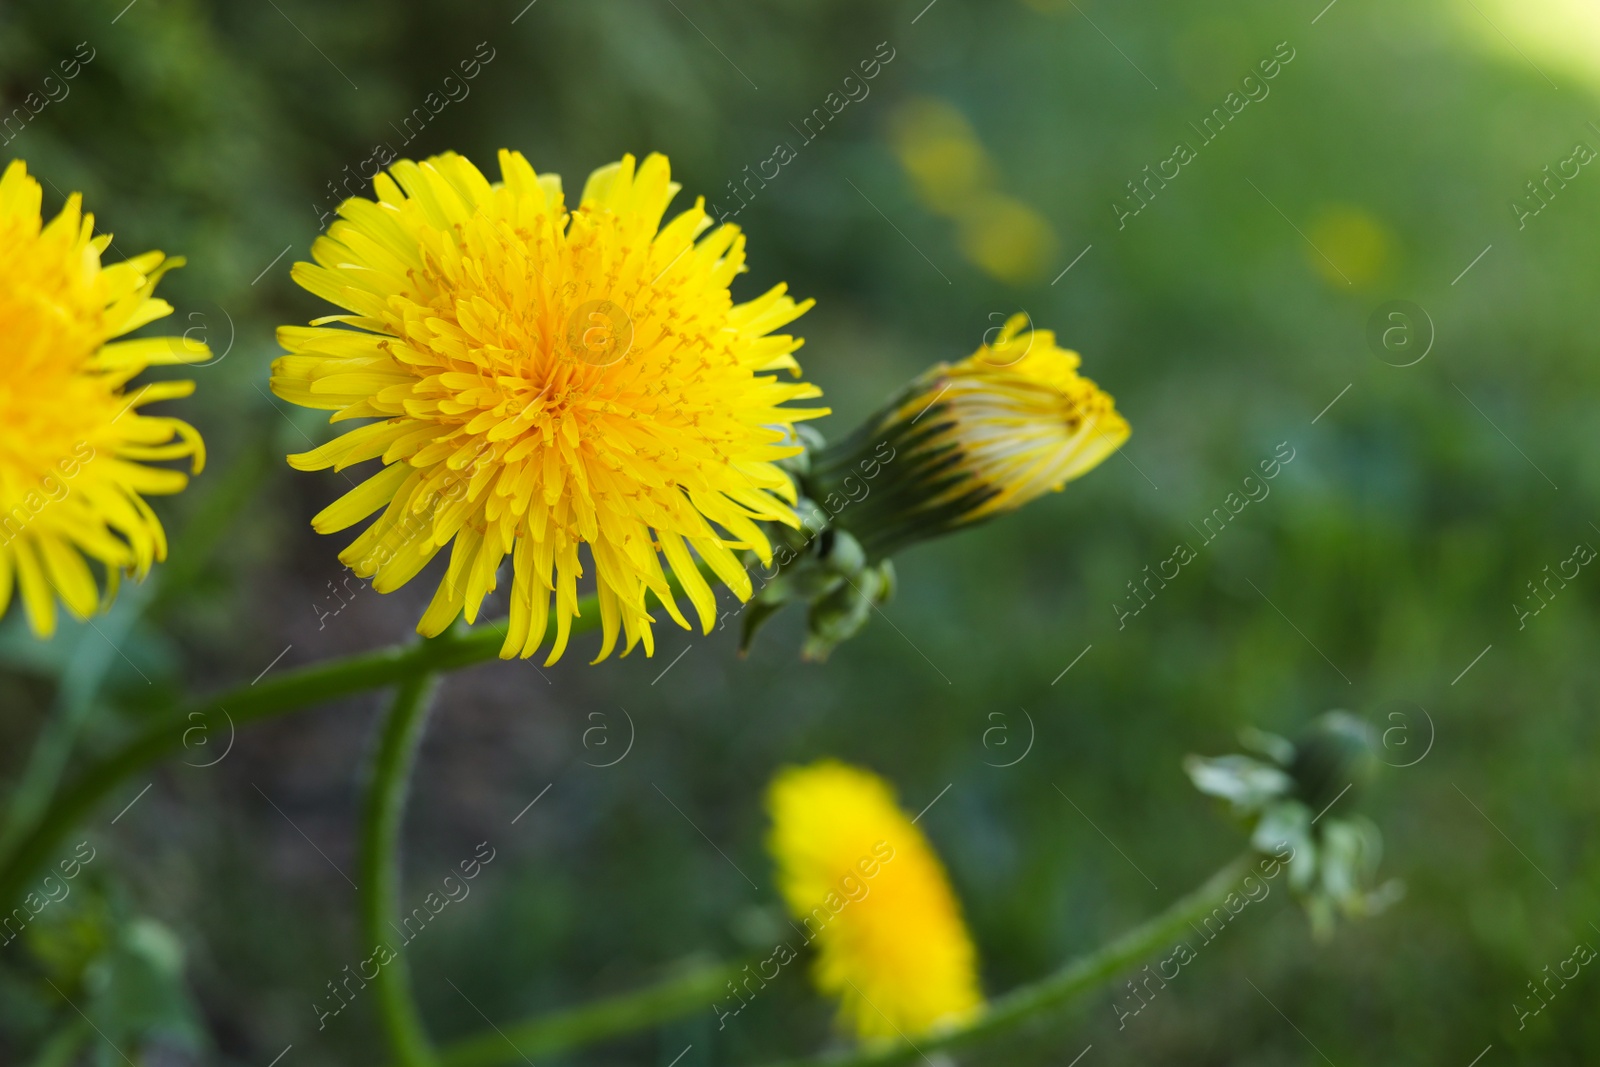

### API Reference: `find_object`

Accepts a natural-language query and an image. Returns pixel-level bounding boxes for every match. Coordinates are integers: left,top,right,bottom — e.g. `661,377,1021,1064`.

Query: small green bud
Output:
1287,711,1379,817
802,561,894,662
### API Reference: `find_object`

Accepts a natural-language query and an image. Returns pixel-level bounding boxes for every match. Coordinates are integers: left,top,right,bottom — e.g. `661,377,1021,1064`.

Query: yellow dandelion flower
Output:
271,150,826,664
805,314,1127,558
0,160,206,638
766,759,983,1041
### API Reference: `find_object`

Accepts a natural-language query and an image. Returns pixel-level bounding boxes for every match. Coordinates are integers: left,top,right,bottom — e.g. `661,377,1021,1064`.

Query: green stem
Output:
0,596,599,913
0,584,152,855
757,852,1259,1067
435,958,745,1067
431,853,1260,1067
28,1017,89,1067
362,666,442,1067
2,441,270,854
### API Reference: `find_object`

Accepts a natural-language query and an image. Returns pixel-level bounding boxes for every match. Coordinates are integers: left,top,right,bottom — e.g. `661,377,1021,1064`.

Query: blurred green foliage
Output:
3,0,1600,1063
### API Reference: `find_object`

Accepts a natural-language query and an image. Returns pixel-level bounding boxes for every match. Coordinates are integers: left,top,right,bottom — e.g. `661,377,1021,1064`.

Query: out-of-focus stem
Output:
433,854,1261,1067
2,439,272,856
435,958,745,1067
361,667,442,1067
756,852,1259,1067
0,597,599,914
0,585,153,855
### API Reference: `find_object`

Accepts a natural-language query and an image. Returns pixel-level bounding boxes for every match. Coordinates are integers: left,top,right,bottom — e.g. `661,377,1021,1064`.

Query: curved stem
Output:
0,585,152,855
362,667,442,1067
435,958,745,1067
757,852,1259,1067
429,853,1262,1067
3,439,272,854
0,597,599,915
28,1017,89,1067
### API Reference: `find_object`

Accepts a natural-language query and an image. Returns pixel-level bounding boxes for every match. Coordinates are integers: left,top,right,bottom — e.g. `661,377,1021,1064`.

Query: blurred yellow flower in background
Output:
0,160,207,638
767,759,983,1042
887,99,995,216
272,151,826,664
957,194,1058,286
888,98,1058,284
1305,204,1391,288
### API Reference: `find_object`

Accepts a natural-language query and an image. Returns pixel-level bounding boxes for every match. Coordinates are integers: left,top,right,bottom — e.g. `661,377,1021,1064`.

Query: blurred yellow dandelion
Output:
767,759,983,1042
887,98,1057,284
0,160,207,638
887,99,995,216
1305,204,1391,288
272,151,826,663
956,193,1058,286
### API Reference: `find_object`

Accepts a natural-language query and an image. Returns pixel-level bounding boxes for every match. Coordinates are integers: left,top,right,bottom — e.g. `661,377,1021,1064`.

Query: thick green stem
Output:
757,852,1259,1067
0,597,598,914
435,958,744,1067
362,668,442,1067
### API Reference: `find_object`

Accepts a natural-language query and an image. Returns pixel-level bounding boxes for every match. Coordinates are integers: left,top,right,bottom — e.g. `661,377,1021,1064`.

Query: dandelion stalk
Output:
361,666,442,1067
0,598,601,914
755,851,1256,1067
0,585,154,855
434,958,744,1067
1,439,273,856
432,853,1259,1067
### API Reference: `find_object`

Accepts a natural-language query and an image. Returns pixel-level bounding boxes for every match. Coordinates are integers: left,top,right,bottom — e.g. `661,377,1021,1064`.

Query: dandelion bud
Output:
1186,711,1401,940
804,314,1129,559
740,319,1125,656
1286,711,1379,817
